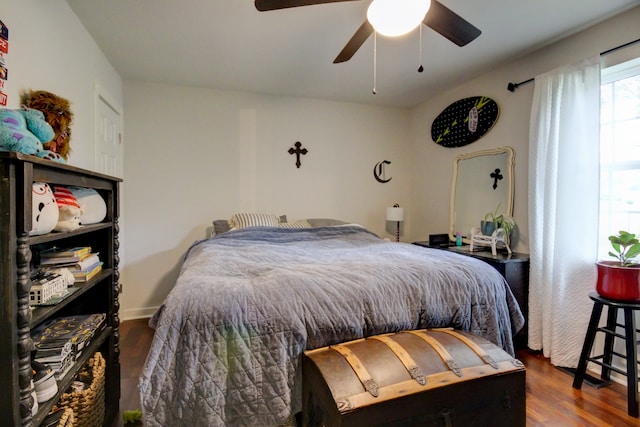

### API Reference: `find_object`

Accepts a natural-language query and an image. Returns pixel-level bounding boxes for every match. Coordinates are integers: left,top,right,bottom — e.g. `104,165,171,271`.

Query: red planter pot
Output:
596,261,640,302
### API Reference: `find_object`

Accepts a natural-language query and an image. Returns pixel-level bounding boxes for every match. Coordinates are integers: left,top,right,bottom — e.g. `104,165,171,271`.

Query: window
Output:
599,56,640,258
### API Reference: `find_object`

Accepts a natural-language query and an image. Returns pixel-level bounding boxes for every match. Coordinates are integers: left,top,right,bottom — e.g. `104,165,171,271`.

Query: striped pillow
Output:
279,219,311,229
230,213,279,230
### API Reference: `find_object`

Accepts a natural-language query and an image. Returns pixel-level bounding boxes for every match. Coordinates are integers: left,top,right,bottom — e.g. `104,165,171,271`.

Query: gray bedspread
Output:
139,226,524,427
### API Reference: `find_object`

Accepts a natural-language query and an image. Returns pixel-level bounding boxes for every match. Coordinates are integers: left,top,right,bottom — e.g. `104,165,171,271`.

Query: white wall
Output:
0,0,123,170
5,1,640,322
408,5,640,254
0,0,412,319
121,82,412,318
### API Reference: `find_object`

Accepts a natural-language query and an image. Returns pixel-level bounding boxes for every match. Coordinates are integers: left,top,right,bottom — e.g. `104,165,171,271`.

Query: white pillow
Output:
230,213,280,230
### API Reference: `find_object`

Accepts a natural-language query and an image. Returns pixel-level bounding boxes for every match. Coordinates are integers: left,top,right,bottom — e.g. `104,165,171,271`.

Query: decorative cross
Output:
490,168,503,190
288,141,308,168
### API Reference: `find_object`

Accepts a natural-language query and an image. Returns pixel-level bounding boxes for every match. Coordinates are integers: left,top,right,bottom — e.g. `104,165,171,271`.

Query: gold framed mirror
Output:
450,146,515,244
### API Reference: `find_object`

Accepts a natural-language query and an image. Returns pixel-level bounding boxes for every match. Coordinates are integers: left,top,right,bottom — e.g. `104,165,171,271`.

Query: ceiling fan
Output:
254,0,481,63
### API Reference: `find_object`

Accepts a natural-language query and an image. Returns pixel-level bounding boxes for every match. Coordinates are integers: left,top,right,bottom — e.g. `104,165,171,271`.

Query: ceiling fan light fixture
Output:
367,0,431,37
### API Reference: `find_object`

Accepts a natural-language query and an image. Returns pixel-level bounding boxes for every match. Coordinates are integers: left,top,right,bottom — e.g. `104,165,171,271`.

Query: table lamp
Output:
386,204,404,242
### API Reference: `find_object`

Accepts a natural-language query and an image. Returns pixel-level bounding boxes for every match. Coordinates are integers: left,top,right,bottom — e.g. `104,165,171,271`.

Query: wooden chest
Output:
302,329,525,427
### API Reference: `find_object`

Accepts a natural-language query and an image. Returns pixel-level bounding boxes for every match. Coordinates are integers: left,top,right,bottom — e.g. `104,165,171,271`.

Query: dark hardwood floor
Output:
116,318,153,427
117,319,640,426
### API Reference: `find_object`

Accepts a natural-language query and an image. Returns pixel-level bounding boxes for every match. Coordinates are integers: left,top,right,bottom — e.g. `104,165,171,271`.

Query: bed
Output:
139,216,524,427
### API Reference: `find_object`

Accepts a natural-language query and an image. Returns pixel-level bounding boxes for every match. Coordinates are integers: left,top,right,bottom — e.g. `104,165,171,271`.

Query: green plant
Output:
608,230,640,266
483,203,516,242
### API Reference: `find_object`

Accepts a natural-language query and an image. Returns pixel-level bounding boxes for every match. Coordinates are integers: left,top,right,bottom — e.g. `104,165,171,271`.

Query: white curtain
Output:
528,56,601,367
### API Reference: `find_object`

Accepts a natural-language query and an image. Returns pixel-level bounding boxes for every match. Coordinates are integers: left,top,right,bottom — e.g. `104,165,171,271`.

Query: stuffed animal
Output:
22,90,74,160
0,108,63,160
30,182,59,236
52,186,83,232
123,409,142,424
68,186,107,225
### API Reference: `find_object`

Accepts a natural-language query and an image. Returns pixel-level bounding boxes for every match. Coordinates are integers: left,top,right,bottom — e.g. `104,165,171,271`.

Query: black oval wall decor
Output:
431,96,499,148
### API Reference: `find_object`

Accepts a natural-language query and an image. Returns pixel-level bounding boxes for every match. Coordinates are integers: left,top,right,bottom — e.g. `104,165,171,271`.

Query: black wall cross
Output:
288,141,308,168
490,168,503,190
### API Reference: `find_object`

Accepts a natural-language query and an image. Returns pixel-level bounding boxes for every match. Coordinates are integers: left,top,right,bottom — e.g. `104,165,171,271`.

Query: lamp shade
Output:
367,0,431,37
386,206,405,222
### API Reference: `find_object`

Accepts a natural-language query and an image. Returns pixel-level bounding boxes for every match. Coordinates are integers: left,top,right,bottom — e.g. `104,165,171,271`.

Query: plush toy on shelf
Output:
22,90,74,161
30,182,59,236
52,186,83,232
68,186,107,225
0,108,64,161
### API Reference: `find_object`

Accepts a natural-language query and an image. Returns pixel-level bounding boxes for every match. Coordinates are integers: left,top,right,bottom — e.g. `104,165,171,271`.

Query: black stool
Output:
573,292,640,417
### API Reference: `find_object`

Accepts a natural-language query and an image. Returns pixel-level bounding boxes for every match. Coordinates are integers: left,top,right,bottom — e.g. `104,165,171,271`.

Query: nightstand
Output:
413,241,530,348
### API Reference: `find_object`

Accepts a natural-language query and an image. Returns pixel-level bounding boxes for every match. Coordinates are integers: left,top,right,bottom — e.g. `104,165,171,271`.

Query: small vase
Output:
596,261,640,302
480,221,495,236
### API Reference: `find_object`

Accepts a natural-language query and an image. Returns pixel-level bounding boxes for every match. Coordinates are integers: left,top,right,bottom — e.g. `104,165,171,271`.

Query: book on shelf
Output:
39,255,84,266
31,330,75,379
32,340,74,363
72,313,107,354
65,252,100,271
31,314,107,376
40,246,92,259
41,351,74,381
39,246,92,266
39,251,100,269
72,261,103,283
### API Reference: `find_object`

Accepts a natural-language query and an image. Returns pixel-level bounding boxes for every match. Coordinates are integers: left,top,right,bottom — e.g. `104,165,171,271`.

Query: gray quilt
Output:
139,226,524,427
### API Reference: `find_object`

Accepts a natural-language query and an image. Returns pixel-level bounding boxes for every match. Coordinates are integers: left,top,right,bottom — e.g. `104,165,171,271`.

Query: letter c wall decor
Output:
373,160,392,183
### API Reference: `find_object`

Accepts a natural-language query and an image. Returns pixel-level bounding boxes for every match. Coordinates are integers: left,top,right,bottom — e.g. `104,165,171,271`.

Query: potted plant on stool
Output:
596,230,640,301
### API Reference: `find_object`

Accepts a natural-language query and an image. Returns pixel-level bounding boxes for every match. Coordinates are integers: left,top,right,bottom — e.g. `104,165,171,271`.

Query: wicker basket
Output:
56,408,75,427
58,352,105,427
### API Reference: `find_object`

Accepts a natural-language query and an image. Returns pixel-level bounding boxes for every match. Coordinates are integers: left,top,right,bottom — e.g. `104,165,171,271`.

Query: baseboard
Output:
121,306,158,321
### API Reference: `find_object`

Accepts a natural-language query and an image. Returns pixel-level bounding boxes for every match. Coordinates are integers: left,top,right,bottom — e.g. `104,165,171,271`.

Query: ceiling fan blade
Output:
333,20,373,63
255,0,359,12
423,0,481,46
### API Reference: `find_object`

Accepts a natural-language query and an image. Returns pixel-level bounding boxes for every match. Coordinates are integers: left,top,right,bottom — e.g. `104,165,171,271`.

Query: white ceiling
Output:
66,0,639,108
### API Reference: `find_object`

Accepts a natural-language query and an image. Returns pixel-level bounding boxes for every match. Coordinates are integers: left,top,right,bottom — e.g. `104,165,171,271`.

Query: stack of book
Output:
39,246,103,283
31,313,107,380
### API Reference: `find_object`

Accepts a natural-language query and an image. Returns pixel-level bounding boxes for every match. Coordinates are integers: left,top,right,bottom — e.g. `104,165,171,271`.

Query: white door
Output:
94,85,123,178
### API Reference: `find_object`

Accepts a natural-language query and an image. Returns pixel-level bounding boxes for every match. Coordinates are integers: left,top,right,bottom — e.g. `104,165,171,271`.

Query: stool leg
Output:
624,308,639,418
602,306,618,380
573,301,604,389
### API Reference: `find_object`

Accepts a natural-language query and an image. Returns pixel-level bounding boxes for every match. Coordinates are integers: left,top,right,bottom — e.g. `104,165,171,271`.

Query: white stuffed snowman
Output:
30,183,59,236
